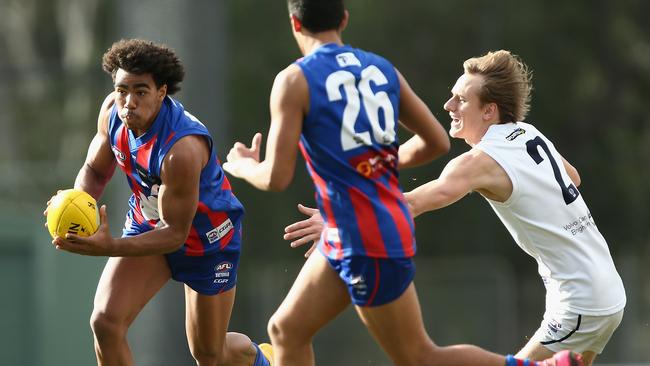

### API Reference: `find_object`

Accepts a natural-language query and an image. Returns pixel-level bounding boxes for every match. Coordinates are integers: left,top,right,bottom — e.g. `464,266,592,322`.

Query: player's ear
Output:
157,84,167,100
339,10,349,32
290,14,302,33
483,102,498,121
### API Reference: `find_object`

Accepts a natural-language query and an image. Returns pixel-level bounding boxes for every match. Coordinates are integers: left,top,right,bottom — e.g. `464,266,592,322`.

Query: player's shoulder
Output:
450,148,497,172
97,92,116,132
272,64,308,98
163,134,209,168
100,92,116,113
275,64,305,84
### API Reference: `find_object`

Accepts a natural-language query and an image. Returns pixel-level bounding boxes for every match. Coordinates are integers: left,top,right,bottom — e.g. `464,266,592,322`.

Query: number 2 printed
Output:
526,136,579,204
326,65,396,151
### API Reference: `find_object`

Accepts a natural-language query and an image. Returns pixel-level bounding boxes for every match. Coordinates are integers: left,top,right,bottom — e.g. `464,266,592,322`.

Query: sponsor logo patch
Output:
505,127,526,141
206,218,233,244
213,261,233,284
215,261,233,272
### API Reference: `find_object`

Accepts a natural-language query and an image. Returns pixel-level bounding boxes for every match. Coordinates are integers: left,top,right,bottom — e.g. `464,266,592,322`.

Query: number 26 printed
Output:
326,66,396,151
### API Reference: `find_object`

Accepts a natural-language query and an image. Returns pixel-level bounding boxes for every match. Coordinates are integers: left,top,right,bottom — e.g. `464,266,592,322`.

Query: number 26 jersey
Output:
296,43,415,260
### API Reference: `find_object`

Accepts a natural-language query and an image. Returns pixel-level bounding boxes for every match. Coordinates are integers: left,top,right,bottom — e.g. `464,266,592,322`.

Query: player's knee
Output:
400,339,440,366
267,313,283,342
89,310,127,342
267,311,301,346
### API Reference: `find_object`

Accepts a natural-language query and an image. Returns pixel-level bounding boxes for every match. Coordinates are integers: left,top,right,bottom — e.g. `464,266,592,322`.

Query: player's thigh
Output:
354,283,432,358
527,310,623,354
271,250,351,339
93,255,171,324
184,285,236,351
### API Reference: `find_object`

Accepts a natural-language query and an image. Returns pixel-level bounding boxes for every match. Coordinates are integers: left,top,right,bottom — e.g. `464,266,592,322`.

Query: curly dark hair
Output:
102,39,185,95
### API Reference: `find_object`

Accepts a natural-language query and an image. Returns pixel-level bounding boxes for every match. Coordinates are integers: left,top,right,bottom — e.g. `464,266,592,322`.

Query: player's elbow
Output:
164,227,190,252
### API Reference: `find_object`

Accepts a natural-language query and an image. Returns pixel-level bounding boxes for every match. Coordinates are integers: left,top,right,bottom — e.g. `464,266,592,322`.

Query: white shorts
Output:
531,309,624,354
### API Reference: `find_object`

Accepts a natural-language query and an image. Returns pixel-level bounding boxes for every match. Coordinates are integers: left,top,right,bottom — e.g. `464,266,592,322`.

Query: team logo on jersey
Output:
206,218,233,244
111,145,126,163
336,52,361,68
505,127,526,141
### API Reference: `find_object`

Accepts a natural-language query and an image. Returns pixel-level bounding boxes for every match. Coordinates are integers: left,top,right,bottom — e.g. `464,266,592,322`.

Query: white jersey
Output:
476,122,626,316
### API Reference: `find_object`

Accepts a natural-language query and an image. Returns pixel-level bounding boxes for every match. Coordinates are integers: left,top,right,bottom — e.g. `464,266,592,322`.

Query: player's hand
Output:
52,205,115,256
283,204,323,258
43,190,62,219
223,133,263,178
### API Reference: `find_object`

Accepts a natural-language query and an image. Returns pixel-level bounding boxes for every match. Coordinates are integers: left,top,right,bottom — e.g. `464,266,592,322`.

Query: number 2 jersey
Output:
108,96,244,257
476,122,626,315
295,43,415,260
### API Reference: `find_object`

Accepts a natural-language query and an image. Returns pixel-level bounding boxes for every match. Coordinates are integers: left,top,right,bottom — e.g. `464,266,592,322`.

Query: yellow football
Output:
47,189,99,239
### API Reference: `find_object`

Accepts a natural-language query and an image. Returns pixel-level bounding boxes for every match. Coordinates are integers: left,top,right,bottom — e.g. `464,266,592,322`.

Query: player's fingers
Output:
289,232,320,247
52,236,71,251
44,194,58,215
285,226,321,241
297,203,319,215
284,226,316,241
99,205,108,225
65,232,84,243
284,219,312,233
223,162,240,178
304,243,317,258
251,133,262,152
54,236,85,253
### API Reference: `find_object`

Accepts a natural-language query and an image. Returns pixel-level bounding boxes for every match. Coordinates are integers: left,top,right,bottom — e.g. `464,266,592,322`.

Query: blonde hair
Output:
463,50,532,123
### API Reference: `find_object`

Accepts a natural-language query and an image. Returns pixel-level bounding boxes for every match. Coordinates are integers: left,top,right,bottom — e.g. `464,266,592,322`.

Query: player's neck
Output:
302,31,343,56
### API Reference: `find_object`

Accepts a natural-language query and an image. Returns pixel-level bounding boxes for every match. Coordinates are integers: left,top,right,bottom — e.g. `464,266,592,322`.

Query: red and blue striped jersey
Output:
108,96,244,256
295,43,415,260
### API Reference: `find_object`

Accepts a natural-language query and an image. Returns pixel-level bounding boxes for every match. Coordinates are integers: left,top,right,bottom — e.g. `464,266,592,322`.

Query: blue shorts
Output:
123,216,240,296
325,254,415,307
164,249,239,295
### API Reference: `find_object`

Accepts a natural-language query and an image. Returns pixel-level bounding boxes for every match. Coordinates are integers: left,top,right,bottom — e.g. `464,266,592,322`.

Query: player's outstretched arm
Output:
74,93,117,200
223,65,306,192
283,204,322,258
395,69,450,169
405,148,510,217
